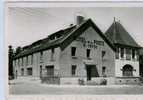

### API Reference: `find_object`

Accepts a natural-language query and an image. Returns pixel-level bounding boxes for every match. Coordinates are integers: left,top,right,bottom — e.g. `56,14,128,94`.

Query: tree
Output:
8,45,14,80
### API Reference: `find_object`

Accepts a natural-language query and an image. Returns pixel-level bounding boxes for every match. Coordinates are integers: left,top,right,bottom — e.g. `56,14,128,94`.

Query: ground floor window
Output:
27,68,32,75
122,65,133,77
102,66,106,77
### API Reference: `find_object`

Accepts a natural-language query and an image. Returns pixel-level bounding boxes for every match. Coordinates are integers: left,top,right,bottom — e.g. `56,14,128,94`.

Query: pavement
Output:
9,78,143,95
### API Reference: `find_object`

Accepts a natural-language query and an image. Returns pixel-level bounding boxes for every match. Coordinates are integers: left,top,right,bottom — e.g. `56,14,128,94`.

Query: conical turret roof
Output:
105,20,140,48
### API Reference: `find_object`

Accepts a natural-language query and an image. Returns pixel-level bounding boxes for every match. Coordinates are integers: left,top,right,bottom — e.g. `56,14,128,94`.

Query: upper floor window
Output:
86,49,91,58
40,51,43,63
102,51,106,58
115,47,119,59
51,48,55,61
126,48,131,60
26,56,28,66
71,47,76,56
21,58,23,66
132,49,135,59
31,54,33,65
71,65,77,76
120,48,124,59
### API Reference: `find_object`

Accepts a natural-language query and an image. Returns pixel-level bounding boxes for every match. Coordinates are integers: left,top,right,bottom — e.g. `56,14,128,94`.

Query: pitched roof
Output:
105,21,140,48
14,25,76,59
14,19,115,59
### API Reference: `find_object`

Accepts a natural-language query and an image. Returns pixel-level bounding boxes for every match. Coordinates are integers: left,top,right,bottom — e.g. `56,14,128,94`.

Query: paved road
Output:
9,79,143,95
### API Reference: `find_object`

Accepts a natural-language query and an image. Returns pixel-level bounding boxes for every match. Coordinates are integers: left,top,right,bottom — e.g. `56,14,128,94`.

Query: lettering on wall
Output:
76,37,104,49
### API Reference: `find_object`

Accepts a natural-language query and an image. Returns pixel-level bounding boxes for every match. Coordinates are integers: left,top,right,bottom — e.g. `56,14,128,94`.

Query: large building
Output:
12,16,141,85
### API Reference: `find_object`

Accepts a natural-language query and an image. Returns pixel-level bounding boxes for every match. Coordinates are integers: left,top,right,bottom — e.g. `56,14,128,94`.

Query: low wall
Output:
115,77,140,85
60,77,115,85
91,77,115,85
60,77,86,85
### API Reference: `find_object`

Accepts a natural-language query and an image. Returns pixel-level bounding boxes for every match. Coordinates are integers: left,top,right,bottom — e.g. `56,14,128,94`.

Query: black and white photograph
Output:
6,1,143,96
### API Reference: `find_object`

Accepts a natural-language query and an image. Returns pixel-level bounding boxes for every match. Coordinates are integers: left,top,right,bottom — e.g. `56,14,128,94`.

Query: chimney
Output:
76,15,84,25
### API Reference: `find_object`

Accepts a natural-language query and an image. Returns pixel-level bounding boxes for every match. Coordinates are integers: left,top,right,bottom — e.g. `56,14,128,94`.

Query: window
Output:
31,54,33,65
26,56,28,66
102,66,106,76
40,51,43,63
86,49,91,58
71,47,76,56
115,47,119,59
136,50,139,61
132,49,135,59
120,48,124,59
71,65,76,76
51,48,55,60
22,58,23,66
102,51,106,58
126,48,131,60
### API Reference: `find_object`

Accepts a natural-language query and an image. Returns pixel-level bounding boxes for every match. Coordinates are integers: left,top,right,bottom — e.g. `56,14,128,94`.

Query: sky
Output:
7,7,143,48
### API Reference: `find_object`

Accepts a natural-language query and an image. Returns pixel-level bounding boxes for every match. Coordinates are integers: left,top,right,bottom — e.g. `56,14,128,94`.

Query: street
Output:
9,79,143,95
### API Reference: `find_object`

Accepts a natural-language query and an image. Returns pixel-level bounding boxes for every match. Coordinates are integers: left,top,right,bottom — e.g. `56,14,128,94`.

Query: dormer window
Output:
71,47,76,57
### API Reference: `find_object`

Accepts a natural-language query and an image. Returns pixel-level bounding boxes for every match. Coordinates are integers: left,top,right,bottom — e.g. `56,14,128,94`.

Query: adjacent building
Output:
12,16,141,85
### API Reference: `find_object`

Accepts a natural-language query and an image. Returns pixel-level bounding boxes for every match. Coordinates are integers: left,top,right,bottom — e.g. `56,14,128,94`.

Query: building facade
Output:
12,16,141,85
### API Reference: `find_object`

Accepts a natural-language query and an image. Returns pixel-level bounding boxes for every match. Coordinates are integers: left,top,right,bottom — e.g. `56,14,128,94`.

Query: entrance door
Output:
46,66,54,76
122,64,133,77
86,65,99,80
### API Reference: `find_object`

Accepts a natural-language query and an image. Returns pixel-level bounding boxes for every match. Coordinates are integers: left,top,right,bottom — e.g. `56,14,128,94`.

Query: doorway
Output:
45,66,54,76
86,65,99,81
122,64,133,77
